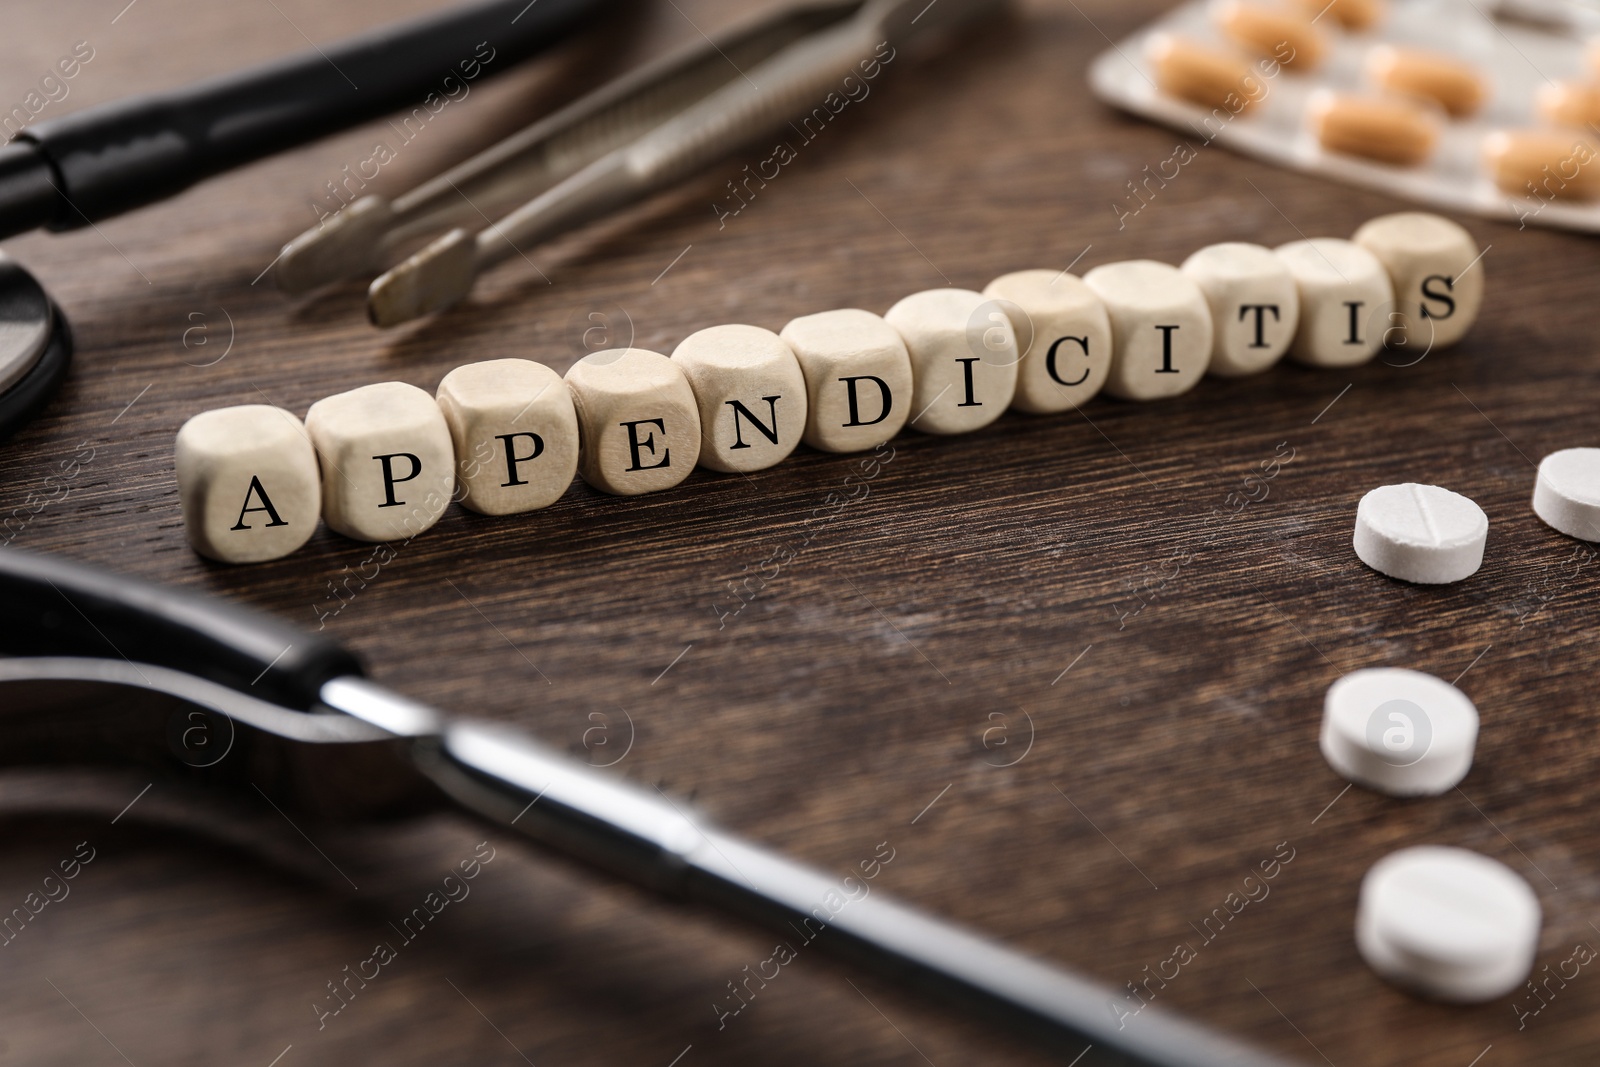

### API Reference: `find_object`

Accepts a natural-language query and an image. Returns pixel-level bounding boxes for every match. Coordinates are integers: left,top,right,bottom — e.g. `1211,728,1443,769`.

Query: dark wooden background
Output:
2,0,1598,1064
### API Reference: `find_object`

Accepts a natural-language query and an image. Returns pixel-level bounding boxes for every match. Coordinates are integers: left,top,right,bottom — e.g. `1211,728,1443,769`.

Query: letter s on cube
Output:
1352,211,1483,351
305,382,455,542
176,405,321,563
564,349,700,495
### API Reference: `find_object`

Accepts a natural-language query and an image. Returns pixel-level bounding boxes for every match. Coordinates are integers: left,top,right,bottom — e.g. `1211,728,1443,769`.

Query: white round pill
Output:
1353,483,1487,584
1321,668,1478,795
1357,845,1541,1002
1531,448,1600,542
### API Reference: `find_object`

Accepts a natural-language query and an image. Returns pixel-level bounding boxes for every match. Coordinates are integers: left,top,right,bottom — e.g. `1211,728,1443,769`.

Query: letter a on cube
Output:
176,405,321,563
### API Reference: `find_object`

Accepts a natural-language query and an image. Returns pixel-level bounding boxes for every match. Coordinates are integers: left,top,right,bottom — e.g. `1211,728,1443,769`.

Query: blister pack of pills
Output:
1088,0,1600,233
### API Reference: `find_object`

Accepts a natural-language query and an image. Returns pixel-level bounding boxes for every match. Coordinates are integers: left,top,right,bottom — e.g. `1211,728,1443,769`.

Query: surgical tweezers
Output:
0,547,1297,1066
273,0,999,326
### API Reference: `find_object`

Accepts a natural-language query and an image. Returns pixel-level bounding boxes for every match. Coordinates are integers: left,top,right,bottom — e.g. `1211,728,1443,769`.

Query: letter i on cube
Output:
885,289,1019,434
176,405,321,563
1274,239,1392,367
1084,261,1213,399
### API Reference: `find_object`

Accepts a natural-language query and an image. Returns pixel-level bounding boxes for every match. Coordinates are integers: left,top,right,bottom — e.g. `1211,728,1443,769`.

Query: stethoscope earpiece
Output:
0,254,71,443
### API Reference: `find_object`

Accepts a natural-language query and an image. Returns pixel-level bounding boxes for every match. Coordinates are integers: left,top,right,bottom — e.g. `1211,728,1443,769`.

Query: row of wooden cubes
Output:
177,212,1482,563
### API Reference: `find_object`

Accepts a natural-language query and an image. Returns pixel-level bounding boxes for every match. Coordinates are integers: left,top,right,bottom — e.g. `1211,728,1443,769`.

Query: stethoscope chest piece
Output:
0,253,71,443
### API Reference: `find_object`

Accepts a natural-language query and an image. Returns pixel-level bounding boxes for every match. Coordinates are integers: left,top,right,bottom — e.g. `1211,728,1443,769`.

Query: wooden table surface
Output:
3,0,1599,1064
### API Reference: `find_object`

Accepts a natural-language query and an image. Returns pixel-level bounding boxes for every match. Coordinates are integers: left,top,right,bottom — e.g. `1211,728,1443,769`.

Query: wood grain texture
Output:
2,0,1599,1064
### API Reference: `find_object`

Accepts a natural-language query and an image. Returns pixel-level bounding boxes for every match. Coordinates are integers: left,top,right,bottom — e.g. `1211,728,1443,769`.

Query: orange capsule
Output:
1536,80,1600,129
1148,34,1264,113
1310,93,1439,165
1368,45,1486,118
1292,0,1384,31
1482,130,1600,199
1214,0,1327,71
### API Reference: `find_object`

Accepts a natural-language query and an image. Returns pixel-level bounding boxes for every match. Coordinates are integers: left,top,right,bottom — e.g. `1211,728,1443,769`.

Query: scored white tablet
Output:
1357,845,1541,1002
1353,482,1488,584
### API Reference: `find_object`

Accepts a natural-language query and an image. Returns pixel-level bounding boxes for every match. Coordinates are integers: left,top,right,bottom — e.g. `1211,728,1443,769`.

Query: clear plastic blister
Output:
1088,0,1600,232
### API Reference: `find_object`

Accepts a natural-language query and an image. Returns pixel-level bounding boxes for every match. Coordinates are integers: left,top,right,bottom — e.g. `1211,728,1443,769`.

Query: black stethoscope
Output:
0,256,71,443
0,0,619,448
